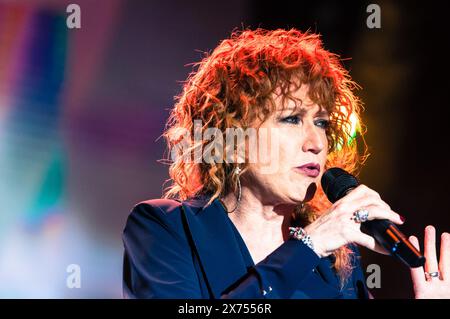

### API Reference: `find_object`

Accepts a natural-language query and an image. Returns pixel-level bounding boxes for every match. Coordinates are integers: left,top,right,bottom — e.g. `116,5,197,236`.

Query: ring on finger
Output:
353,209,369,223
425,271,441,280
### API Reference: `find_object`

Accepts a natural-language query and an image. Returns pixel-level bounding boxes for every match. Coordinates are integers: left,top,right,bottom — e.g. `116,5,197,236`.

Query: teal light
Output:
24,149,66,229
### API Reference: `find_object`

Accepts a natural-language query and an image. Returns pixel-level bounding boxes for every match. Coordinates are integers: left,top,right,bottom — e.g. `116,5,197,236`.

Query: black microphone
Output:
321,167,425,268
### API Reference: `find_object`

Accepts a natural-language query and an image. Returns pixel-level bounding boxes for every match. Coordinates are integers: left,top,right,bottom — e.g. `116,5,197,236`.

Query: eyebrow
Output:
281,106,329,118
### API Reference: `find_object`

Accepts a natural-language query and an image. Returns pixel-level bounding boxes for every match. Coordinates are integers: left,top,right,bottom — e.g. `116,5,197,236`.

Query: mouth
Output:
294,162,320,178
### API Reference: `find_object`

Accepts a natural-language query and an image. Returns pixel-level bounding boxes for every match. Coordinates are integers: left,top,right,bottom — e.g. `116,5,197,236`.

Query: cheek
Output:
251,128,294,173
315,132,329,168
275,130,299,169
320,140,329,168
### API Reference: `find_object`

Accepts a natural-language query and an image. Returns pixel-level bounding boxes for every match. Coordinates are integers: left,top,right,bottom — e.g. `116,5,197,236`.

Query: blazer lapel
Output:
181,197,249,298
180,196,344,299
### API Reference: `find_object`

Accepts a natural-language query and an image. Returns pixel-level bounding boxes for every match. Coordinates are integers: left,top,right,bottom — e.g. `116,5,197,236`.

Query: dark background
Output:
0,0,448,298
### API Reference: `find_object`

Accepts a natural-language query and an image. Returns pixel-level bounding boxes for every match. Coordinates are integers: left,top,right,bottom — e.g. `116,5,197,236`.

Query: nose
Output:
301,122,326,154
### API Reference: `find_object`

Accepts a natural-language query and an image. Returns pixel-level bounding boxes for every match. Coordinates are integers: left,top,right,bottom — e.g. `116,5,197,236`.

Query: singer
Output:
122,28,450,298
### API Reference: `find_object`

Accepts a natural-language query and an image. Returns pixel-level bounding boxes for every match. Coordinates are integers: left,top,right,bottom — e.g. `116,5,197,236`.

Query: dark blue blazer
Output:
122,195,369,299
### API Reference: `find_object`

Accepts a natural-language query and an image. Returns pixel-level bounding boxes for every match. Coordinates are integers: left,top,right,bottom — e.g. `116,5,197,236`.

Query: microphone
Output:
321,167,425,268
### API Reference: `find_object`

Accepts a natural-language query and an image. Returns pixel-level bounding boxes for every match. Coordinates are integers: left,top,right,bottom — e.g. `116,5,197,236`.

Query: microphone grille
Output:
321,167,359,203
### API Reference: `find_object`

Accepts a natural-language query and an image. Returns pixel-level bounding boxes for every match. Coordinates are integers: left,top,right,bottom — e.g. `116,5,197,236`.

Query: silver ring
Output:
425,271,440,280
353,209,369,223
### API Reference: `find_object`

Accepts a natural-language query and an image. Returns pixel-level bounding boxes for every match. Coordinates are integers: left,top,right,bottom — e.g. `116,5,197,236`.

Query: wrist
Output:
289,226,322,258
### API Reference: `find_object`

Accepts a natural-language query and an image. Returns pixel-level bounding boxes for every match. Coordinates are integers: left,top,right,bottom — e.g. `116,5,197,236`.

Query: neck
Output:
220,187,294,242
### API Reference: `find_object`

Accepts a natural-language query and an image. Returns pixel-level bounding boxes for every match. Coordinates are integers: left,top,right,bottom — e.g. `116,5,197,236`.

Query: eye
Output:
280,115,301,125
315,119,330,129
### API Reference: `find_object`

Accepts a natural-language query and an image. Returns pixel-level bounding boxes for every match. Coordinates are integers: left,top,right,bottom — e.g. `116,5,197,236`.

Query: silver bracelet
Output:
289,226,315,251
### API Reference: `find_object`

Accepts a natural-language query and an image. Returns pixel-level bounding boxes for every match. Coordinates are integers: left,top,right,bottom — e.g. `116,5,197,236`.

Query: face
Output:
242,84,329,206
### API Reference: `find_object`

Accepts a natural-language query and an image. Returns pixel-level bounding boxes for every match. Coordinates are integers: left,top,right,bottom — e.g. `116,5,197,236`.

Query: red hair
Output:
163,28,369,284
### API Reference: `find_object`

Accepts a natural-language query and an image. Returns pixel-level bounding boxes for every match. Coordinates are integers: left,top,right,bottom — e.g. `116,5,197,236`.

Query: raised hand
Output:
409,226,450,299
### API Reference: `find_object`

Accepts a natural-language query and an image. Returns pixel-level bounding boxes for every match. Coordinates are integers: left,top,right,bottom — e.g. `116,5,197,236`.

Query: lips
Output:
295,162,320,178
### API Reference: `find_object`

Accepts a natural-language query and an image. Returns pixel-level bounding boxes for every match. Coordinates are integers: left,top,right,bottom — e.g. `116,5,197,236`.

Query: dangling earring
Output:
229,166,242,213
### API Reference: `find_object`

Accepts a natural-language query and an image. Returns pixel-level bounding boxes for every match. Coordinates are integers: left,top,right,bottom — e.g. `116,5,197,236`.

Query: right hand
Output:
303,184,405,258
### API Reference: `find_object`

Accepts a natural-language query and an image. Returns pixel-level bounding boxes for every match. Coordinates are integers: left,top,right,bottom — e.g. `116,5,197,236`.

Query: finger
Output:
334,187,404,229
409,236,425,287
341,184,391,211
352,231,390,255
439,232,450,280
424,225,439,274
361,204,404,225
342,184,377,201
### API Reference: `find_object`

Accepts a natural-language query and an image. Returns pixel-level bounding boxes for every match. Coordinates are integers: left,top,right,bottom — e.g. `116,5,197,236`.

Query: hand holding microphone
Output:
304,167,425,268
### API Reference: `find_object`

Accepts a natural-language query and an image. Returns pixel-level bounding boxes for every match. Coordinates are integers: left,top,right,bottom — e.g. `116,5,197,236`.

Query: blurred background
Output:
0,0,449,298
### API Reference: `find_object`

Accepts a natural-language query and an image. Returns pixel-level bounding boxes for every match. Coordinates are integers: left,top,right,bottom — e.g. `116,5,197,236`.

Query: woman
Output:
122,28,450,298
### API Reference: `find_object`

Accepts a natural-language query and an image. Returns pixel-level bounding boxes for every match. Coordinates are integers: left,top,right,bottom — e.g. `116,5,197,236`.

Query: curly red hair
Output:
163,28,369,283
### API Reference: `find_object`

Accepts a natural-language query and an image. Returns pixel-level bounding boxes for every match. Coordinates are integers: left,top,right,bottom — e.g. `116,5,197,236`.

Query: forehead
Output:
273,83,329,115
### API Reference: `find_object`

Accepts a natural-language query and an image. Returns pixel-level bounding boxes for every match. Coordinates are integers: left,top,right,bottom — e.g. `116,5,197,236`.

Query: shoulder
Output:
123,195,213,239
129,194,213,218
123,198,185,237
131,198,183,221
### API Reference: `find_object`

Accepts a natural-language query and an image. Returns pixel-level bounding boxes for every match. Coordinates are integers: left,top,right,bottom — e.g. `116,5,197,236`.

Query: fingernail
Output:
400,215,406,223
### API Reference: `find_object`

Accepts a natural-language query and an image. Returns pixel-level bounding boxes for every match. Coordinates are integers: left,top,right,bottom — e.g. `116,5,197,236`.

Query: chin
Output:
286,191,307,204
